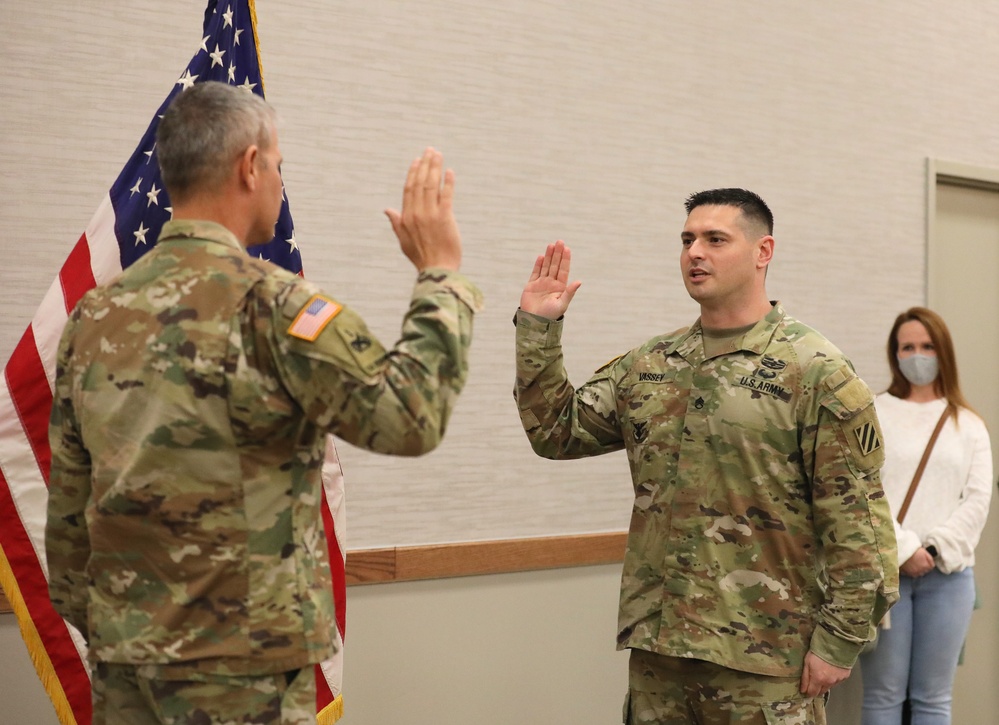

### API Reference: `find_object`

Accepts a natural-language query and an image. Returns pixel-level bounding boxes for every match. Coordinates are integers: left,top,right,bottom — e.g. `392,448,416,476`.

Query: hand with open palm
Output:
385,147,462,272
520,240,582,320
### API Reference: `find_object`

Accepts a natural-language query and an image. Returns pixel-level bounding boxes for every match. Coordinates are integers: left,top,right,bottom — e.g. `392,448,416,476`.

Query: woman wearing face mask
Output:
859,307,993,725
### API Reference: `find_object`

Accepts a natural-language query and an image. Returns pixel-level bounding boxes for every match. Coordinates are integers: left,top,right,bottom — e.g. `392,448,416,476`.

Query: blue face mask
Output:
898,354,939,387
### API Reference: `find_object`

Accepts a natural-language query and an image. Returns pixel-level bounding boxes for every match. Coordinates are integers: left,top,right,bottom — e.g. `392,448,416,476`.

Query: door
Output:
929,166,999,725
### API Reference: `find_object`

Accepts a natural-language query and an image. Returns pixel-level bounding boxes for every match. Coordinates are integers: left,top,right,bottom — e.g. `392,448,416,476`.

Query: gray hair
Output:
156,81,277,203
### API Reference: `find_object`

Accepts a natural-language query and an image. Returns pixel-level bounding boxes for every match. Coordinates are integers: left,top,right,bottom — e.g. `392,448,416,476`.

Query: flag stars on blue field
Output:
108,0,301,275
134,222,149,246
210,44,226,68
177,69,198,89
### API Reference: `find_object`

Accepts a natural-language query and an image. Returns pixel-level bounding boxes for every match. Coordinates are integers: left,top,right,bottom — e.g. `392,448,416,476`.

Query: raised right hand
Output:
385,147,462,272
520,240,582,320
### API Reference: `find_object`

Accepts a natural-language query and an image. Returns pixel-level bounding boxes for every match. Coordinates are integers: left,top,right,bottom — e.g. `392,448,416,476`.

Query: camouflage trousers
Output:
91,662,316,725
624,649,827,725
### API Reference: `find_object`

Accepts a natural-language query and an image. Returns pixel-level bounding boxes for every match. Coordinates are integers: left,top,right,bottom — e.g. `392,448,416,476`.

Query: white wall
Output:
0,617,60,725
340,565,627,724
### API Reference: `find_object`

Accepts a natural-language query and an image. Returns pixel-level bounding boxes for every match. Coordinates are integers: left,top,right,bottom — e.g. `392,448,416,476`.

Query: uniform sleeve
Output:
804,365,899,669
272,268,481,456
925,412,994,574
45,313,93,639
513,309,625,459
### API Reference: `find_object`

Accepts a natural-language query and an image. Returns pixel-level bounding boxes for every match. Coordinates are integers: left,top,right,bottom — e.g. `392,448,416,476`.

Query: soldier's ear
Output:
756,236,774,269
237,145,260,192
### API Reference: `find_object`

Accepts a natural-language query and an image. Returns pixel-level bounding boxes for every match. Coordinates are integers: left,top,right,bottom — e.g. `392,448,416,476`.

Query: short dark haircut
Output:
684,188,774,236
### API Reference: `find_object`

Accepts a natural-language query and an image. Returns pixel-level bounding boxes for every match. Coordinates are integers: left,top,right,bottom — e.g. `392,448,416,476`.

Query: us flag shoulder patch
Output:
853,421,881,456
288,294,342,341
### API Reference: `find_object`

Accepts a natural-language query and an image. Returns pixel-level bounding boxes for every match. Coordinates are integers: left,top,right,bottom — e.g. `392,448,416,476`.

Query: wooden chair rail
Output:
0,531,628,614
345,531,628,585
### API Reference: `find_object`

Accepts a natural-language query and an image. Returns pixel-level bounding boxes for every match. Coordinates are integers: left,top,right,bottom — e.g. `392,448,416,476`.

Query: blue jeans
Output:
859,568,976,725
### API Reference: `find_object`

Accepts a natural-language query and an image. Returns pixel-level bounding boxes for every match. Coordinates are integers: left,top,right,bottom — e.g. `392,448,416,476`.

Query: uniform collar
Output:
155,219,248,254
669,301,786,361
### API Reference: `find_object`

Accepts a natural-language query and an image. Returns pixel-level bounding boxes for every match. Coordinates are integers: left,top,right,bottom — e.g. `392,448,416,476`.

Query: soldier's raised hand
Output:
520,240,582,320
385,147,462,272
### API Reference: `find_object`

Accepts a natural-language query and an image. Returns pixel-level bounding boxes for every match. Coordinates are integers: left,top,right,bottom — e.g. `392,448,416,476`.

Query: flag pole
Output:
248,0,265,94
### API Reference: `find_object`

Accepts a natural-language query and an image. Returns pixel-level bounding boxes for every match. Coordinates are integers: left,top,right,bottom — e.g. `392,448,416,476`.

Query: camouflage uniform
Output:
92,662,316,725
514,303,898,717
47,219,481,684
625,648,828,724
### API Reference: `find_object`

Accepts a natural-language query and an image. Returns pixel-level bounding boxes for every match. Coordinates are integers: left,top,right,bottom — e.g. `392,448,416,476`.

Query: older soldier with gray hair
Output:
46,80,482,724
514,188,898,724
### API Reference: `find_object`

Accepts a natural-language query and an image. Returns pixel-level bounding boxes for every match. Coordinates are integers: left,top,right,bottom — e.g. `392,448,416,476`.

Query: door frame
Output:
926,158,999,304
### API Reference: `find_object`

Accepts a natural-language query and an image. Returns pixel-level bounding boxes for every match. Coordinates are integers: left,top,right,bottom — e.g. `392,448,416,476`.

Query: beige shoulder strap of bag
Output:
896,408,950,524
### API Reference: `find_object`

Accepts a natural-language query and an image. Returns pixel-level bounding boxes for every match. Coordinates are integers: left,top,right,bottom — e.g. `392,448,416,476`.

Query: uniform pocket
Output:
762,697,825,725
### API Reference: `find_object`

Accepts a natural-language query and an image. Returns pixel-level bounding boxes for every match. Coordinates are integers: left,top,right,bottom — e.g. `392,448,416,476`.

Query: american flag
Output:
289,296,344,342
0,1,347,723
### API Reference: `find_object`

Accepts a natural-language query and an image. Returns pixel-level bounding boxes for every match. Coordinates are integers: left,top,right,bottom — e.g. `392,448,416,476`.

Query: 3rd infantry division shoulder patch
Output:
853,421,882,456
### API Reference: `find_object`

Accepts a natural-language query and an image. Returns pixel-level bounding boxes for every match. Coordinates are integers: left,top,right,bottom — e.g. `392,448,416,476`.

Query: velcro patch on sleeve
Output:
288,294,343,341
822,375,875,420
